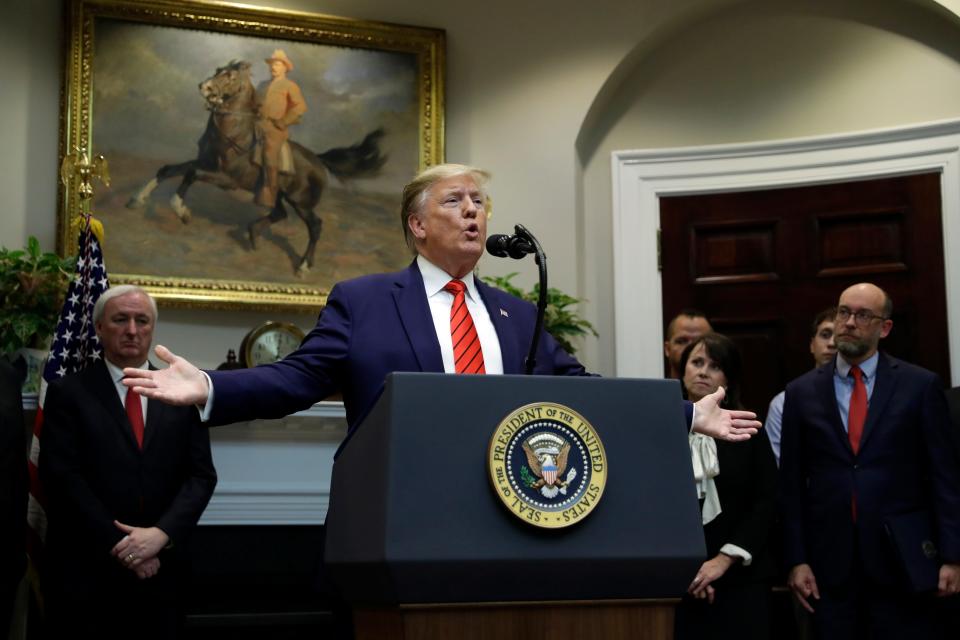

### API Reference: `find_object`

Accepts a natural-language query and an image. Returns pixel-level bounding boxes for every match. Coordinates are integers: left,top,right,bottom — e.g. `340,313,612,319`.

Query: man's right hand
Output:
122,345,210,406
134,557,161,580
788,563,820,613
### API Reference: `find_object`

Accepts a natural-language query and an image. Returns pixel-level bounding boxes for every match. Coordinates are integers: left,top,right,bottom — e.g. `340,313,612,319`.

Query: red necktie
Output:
848,366,866,454
848,365,867,521
444,280,485,374
125,386,145,449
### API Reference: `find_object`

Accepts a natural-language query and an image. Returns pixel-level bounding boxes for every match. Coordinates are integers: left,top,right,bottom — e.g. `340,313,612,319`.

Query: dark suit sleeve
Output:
536,328,589,377
779,385,806,569
155,408,216,545
725,431,778,557
523,295,698,427
946,387,960,463
39,381,124,553
208,282,350,426
0,361,26,587
921,380,960,563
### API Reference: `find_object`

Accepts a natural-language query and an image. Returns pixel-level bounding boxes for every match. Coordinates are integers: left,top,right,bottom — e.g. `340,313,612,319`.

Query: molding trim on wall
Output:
200,402,346,525
612,119,960,384
200,481,332,525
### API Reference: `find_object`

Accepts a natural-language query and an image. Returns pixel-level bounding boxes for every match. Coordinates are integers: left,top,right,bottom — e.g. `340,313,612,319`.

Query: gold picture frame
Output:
59,0,445,311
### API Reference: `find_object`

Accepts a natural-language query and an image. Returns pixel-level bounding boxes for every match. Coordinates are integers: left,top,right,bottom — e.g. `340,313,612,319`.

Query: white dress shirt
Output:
417,255,504,374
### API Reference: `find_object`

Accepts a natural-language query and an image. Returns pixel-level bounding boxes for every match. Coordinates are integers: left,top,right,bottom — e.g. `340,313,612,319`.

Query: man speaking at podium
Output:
123,164,759,442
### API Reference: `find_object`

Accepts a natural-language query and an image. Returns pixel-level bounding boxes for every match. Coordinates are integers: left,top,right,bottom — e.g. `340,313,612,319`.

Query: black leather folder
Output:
883,510,940,593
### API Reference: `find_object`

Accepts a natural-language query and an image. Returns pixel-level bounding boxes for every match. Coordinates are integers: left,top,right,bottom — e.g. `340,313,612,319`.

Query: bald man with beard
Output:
781,283,960,639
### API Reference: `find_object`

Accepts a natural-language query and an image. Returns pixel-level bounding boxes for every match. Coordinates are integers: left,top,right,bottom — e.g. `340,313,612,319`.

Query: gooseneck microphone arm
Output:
517,225,547,375
483,225,546,375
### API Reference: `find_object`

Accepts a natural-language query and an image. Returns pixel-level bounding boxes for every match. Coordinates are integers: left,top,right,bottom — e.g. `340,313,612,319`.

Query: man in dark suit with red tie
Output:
40,286,216,639
781,282,960,638
123,164,761,444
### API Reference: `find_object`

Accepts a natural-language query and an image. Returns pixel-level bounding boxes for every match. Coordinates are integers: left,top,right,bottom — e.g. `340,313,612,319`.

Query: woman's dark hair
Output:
678,332,743,409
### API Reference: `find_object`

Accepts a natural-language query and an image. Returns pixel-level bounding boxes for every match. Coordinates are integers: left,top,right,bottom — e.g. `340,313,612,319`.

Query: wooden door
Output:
660,173,949,419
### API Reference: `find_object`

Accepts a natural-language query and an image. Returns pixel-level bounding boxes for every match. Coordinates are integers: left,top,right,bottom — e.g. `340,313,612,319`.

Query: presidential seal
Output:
487,402,607,529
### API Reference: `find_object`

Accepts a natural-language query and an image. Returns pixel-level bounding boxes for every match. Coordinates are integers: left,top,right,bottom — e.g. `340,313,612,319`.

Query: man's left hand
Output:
692,387,761,442
111,520,169,568
938,563,960,596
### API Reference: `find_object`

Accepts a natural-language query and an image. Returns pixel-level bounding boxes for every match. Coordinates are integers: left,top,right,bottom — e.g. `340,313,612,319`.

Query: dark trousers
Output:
812,547,943,640
44,561,184,640
675,581,771,640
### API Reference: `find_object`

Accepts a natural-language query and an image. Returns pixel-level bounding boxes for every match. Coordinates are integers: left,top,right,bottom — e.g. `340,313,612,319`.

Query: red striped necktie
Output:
444,279,485,374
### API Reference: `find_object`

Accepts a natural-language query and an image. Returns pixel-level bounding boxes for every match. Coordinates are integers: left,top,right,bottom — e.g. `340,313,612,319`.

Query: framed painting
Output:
59,0,445,310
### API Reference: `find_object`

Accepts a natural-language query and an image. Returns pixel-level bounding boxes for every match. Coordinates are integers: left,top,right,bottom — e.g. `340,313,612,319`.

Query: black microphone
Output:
486,233,534,259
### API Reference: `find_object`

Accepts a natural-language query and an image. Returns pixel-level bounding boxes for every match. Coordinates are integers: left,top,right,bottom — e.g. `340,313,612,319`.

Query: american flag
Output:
26,217,109,558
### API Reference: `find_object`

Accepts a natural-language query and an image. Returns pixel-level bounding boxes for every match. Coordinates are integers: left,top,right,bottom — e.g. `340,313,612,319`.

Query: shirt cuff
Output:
720,543,752,566
197,371,214,422
689,402,696,433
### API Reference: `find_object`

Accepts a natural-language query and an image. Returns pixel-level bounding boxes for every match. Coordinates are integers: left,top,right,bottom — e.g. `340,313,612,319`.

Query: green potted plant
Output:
0,236,74,392
481,272,598,355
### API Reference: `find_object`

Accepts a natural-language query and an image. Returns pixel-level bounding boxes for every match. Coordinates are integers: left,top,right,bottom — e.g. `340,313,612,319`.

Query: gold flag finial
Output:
61,148,110,241
61,148,111,202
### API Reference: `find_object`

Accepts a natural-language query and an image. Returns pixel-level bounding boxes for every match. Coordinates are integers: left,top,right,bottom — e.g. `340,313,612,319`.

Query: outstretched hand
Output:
122,345,209,406
692,387,761,442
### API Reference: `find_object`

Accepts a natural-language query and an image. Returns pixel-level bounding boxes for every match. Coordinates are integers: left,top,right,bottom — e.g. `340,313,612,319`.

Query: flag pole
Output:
24,148,111,624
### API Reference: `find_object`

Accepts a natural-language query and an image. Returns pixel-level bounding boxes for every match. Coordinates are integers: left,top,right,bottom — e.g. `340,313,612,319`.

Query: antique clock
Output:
239,321,306,367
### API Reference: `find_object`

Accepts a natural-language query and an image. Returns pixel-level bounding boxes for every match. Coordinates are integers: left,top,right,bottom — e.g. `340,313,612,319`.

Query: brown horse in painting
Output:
127,60,387,276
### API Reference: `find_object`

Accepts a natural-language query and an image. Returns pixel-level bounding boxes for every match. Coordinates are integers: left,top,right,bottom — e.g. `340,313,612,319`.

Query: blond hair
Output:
399,163,491,253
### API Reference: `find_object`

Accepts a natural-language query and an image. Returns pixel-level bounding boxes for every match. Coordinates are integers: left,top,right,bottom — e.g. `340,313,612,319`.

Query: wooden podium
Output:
353,599,678,640
325,374,703,640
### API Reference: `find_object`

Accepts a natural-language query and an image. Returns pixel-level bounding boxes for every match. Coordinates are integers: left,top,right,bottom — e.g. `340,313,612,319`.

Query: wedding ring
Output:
127,553,136,561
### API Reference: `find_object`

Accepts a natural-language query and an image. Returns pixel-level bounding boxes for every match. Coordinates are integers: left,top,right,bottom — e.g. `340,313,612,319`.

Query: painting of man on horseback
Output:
128,52,387,276
75,13,441,308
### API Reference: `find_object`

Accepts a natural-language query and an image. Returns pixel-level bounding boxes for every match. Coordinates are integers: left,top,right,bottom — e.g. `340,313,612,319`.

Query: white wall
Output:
3,0,960,374
0,0,63,248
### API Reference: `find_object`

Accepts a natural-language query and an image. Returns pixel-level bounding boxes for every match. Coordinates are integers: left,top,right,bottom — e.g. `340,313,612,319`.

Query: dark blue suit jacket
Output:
780,353,960,588
208,261,595,432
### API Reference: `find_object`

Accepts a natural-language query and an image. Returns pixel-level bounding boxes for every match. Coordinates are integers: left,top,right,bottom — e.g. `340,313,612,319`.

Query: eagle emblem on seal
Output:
522,432,578,499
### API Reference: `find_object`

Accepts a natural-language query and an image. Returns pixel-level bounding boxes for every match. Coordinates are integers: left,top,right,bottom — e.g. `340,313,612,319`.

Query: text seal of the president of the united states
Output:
488,402,607,529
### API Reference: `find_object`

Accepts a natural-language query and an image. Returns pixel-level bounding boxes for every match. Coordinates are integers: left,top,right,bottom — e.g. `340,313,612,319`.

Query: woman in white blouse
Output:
675,333,778,640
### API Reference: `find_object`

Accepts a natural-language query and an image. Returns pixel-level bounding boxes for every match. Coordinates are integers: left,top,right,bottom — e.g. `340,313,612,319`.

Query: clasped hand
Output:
111,520,169,580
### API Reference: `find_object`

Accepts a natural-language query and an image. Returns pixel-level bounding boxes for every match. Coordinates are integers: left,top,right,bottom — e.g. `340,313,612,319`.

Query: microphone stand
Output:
512,225,547,375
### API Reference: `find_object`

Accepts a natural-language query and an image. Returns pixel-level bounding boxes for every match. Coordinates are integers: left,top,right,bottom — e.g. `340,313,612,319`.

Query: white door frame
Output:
612,119,960,384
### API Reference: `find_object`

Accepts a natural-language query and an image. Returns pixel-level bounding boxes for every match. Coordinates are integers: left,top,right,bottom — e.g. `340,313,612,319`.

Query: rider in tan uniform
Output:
253,49,307,206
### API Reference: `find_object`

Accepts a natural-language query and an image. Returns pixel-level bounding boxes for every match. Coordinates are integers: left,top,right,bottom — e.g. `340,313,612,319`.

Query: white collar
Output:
417,254,480,301
105,358,149,384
